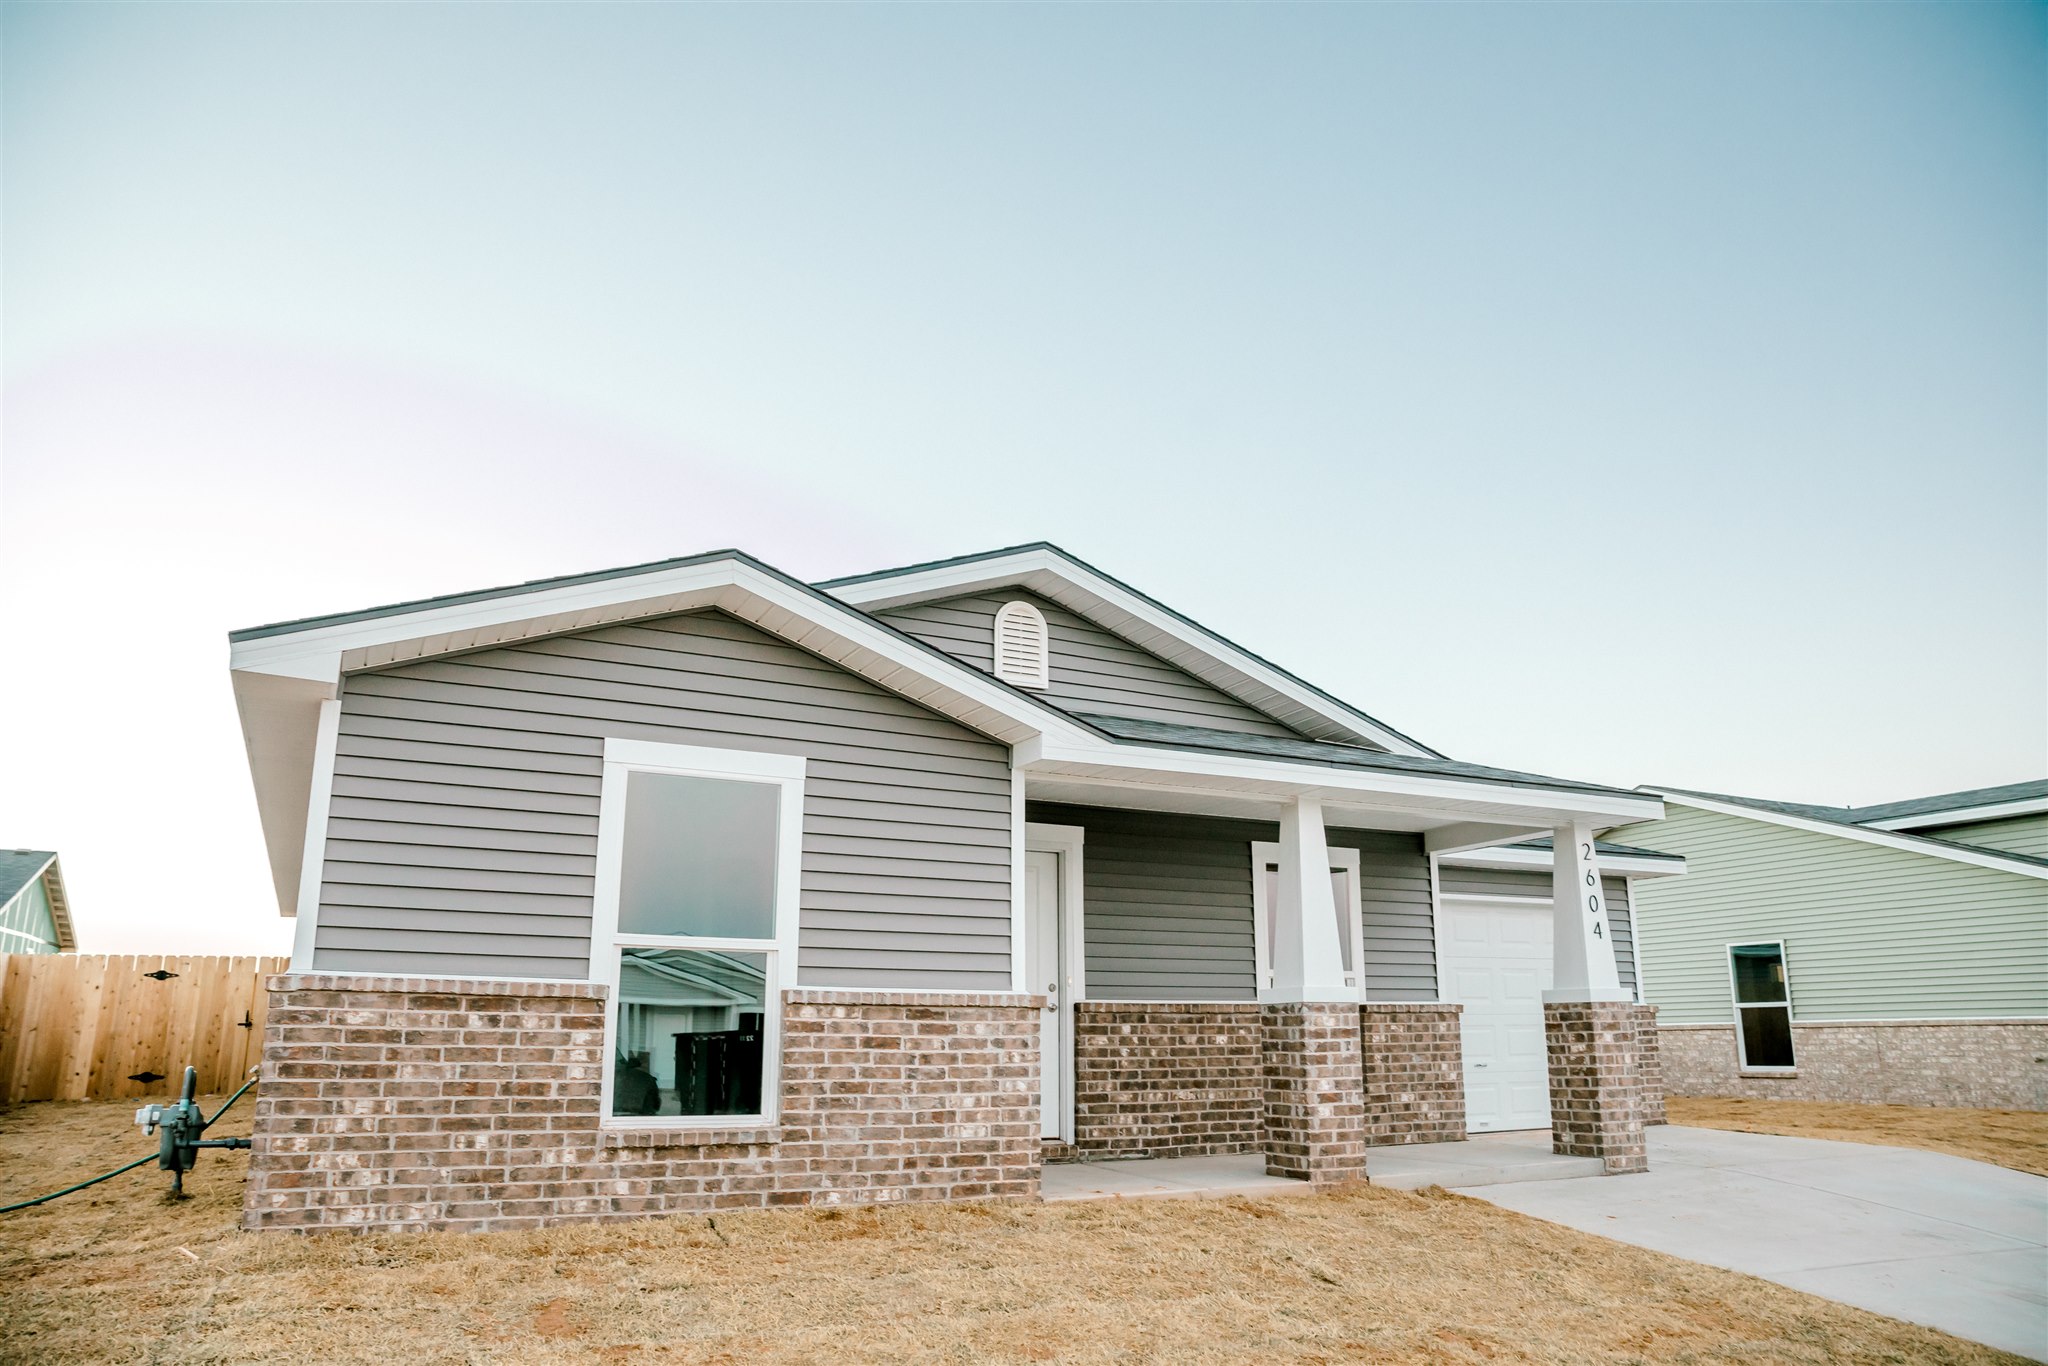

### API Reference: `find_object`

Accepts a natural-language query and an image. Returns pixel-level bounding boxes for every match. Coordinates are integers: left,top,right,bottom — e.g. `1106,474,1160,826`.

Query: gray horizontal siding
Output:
315,610,1014,989
1434,864,1639,995
880,590,1300,738
1028,803,1436,1002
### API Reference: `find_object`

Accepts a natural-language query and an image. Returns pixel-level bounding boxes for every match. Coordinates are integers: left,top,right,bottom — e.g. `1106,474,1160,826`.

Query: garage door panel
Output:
1441,899,1554,1133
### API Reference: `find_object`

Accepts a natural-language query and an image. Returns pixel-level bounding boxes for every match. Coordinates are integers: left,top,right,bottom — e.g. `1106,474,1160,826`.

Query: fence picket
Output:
0,954,289,1102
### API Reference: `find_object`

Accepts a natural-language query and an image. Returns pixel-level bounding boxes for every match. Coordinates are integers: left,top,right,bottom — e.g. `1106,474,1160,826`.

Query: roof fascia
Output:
1021,736,1667,827
1862,796,2048,831
1650,789,2048,881
822,545,1440,757
1437,844,1688,878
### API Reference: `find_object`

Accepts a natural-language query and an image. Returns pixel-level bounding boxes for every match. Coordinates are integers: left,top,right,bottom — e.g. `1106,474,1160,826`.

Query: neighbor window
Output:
1728,941,1795,1070
1249,843,1365,997
593,740,803,1126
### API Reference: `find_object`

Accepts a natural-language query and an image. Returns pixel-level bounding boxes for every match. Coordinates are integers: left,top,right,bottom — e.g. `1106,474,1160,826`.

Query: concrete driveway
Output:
1459,1126,2047,1361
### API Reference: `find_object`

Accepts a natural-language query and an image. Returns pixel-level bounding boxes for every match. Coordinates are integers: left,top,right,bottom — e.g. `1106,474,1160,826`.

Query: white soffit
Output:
824,547,1434,756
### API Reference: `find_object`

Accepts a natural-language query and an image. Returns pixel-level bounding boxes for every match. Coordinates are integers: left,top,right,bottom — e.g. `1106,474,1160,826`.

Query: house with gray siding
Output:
1608,782,2048,1110
229,543,1678,1232
0,850,74,955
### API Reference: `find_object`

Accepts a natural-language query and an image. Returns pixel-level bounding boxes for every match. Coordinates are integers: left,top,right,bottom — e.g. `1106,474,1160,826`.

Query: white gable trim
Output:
1863,796,2048,832
1649,790,2048,881
824,546,1434,756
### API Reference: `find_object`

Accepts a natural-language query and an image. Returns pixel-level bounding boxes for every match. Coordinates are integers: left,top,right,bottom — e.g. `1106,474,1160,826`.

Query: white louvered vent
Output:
991,600,1051,690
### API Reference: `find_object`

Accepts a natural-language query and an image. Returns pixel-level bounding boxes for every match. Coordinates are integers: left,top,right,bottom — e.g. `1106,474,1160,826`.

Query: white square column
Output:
1270,796,1352,1002
1543,820,1627,1004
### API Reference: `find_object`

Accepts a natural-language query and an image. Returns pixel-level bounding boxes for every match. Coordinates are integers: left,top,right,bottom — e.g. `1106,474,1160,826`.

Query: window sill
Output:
600,1125,782,1150
1738,1069,1798,1080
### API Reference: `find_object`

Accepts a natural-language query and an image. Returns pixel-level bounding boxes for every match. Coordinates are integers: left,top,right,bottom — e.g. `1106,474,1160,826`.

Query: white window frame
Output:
590,738,805,1131
1250,842,1365,1000
1726,939,1796,1072
991,600,1052,690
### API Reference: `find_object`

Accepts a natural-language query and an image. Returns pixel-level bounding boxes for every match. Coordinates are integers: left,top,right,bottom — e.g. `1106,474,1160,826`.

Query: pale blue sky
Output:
2,4,2042,953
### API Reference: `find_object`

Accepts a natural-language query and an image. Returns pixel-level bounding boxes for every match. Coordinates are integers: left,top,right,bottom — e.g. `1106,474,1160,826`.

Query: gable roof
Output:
1645,786,2048,881
1842,780,2048,831
231,545,1665,916
819,543,1441,757
0,850,75,950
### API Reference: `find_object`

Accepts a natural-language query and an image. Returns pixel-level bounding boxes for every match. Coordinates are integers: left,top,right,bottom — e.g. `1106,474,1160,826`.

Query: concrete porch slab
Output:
1365,1130,1608,1190
1040,1132,1606,1203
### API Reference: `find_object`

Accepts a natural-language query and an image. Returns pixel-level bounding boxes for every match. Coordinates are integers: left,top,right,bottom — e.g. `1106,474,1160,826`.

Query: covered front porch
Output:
1014,722,1665,1187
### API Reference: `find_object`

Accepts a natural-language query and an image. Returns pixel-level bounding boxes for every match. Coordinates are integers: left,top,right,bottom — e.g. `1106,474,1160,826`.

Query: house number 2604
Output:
1581,843,1604,937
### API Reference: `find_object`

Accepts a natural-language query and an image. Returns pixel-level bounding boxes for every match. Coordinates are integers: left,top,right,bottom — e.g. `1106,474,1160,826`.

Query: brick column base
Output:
1261,1002,1367,1187
243,975,1042,1232
1631,1005,1666,1125
1359,1003,1466,1145
1543,1000,1648,1175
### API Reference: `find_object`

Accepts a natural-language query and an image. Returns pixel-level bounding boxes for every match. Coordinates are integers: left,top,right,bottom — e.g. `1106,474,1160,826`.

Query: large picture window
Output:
1728,941,1795,1070
593,740,803,1127
1249,843,1365,998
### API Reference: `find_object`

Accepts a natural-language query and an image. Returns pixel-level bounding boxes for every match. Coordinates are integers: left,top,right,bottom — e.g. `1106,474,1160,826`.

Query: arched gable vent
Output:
991,600,1051,690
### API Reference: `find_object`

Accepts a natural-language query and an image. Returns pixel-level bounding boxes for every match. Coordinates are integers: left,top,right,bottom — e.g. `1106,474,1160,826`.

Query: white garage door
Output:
1442,899,1553,1133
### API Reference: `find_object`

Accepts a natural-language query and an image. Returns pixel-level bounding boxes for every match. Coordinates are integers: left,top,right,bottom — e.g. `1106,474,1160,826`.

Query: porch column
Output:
1271,797,1350,1002
1542,821,1647,1174
1261,796,1366,1186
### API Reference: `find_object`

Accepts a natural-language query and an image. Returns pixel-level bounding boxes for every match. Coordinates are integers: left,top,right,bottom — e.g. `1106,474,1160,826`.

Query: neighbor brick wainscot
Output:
1658,1019,2048,1111
1543,1001,1648,1175
243,976,1042,1233
1068,1002,1263,1158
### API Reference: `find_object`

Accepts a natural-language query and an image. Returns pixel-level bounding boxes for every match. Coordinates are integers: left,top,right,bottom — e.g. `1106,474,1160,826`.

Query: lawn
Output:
1,1097,2029,1365
1665,1096,2048,1178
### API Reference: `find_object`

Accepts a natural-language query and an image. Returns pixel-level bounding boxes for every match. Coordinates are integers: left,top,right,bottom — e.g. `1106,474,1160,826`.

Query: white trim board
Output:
1864,796,2048,831
1025,822,1086,1143
1439,844,1687,878
1647,790,2048,881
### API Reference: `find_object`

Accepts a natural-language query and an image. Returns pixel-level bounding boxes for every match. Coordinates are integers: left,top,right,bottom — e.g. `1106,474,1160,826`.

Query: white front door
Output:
1442,898,1553,1133
1024,848,1065,1140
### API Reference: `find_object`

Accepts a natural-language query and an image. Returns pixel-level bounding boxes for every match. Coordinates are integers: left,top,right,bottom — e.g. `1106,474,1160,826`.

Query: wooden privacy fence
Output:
0,954,287,1103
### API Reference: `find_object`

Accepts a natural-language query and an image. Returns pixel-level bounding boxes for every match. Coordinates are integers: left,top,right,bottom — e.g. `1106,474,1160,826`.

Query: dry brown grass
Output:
1,1097,2028,1365
1667,1096,2048,1178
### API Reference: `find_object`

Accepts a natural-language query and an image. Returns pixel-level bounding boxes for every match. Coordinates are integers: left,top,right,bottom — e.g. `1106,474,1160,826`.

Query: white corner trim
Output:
1625,876,1651,1007
1651,790,2048,881
1009,768,1028,994
289,699,342,971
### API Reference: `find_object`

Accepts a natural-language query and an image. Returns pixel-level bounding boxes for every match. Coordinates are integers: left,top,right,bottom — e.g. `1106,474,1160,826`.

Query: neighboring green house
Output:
1608,782,2048,1110
0,850,75,955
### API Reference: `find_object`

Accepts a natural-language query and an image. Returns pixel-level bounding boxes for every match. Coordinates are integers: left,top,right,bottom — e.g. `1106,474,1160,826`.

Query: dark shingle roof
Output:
1508,836,1683,862
1651,787,2048,870
1840,780,2048,826
1071,714,1645,801
0,849,56,907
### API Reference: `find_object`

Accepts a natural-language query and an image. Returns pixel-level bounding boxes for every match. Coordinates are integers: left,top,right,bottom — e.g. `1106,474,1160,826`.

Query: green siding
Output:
1609,803,2047,1024
0,875,61,953
1919,813,2048,859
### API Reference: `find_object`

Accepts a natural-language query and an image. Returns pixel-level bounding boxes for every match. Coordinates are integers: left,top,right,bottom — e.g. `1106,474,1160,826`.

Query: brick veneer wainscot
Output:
1260,1002,1368,1187
1630,1005,1667,1125
1543,1000,1648,1175
1658,1019,2047,1110
1358,1003,1466,1145
1068,1002,1263,1159
243,976,1042,1233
